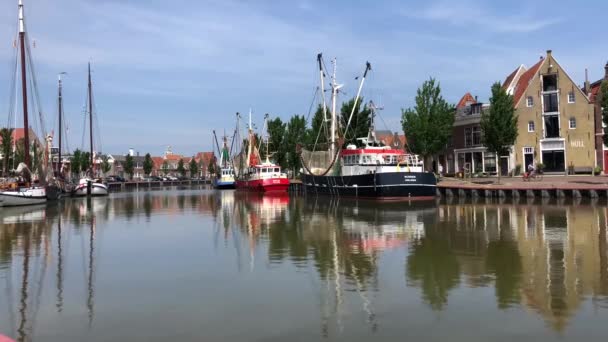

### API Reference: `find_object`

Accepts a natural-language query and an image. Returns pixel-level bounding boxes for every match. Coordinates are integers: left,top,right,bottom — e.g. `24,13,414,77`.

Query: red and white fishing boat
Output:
234,112,289,193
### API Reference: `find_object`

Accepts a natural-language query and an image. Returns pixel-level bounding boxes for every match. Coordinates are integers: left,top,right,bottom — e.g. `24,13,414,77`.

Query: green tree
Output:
101,155,112,175
208,160,216,177
306,104,328,146
189,157,199,178
81,152,91,174
0,128,14,174
340,97,371,146
124,154,134,179
601,80,608,146
267,116,287,168
71,149,82,177
481,82,518,183
177,158,186,177
401,78,454,171
285,115,307,177
143,153,153,176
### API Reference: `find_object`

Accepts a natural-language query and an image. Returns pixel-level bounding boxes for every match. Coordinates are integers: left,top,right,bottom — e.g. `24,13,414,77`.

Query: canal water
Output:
0,188,607,341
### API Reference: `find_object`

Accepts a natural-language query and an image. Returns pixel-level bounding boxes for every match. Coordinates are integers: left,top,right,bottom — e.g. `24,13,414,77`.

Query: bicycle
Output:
523,171,543,181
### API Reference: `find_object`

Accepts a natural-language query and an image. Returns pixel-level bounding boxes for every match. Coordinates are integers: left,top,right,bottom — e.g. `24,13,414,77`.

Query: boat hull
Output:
235,178,290,193
0,188,47,207
214,179,236,189
301,172,436,200
72,182,109,197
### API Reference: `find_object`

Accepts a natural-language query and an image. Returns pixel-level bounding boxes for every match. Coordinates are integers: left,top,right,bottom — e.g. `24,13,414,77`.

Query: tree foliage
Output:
401,78,454,170
340,97,371,146
306,104,328,146
601,80,608,146
143,153,153,176
80,152,91,174
267,116,287,168
101,155,112,175
285,115,307,176
124,154,134,179
71,149,82,176
481,82,518,182
189,157,199,178
0,128,14,174
177,158,186,176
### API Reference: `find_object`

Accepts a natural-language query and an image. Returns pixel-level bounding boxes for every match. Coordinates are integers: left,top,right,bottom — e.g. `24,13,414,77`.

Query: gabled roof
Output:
502,65,526,93
195,151,215,165
512,58,545,106
164,154,184,161
0,128,40,145
376,132,406,149
456,93,477,109
151,156,164,169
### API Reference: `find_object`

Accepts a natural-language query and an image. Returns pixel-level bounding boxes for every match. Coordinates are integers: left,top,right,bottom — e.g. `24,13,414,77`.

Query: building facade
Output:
506,50,595,173
586,62,608,172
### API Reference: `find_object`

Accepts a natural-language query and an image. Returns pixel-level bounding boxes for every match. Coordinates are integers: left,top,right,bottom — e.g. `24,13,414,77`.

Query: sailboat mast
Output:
18,0,31,168
57,73,64,173
246,109,253,168
88,63,94,171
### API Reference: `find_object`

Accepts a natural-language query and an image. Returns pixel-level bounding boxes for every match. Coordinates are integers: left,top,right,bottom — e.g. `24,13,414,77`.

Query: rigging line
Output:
305,86,319,124
24,30,46,138
6,37,19,128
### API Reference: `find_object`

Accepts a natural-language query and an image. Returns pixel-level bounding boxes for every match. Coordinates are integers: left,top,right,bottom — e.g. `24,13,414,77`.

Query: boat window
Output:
261,168,267,173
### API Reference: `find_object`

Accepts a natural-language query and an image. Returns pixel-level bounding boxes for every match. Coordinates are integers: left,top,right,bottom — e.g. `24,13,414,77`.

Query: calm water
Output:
1,188,607,341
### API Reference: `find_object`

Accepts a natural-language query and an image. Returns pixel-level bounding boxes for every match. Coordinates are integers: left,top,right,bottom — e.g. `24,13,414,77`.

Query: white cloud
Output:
406,0,560,33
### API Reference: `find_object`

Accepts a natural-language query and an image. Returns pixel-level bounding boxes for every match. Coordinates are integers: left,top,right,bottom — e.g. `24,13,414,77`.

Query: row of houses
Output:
438,50,608,176
96,147,216,179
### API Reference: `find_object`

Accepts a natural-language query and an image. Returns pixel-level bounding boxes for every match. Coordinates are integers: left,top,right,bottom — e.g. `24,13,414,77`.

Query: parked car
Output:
167,176,178,181
150,176,162,181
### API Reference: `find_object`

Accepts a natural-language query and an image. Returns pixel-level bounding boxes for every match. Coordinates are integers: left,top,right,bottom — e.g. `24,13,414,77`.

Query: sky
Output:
0,0,607,156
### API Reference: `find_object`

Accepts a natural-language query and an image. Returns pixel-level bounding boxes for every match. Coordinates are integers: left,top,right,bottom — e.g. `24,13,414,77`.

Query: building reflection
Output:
423,200,608,331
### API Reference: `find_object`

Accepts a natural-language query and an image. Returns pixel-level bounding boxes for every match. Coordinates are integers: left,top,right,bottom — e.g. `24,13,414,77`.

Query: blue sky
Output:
1,0,607,156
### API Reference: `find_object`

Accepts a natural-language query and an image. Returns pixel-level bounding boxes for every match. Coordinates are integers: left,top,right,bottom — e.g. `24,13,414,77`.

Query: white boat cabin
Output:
247,162,287,180
340,138,424,176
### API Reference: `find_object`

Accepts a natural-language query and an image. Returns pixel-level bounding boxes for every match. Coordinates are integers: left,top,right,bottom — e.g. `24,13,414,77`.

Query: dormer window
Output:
526,96,534,107
471,103,482,115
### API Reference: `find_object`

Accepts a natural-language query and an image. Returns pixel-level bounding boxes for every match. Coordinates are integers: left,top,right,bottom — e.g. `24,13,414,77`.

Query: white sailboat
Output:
0,0,47,207
72,63,108,197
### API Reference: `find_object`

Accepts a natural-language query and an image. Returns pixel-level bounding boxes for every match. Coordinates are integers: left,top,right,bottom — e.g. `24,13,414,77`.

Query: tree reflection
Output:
406,226,460,310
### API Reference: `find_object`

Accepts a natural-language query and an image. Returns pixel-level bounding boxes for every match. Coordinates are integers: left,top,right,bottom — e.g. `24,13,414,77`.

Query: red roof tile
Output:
502,67,520,89
456,93,477,109
512,59,545,106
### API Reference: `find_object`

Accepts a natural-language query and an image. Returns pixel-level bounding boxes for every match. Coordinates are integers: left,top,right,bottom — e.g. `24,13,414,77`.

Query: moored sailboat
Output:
72,63,108,197
0,0,48,207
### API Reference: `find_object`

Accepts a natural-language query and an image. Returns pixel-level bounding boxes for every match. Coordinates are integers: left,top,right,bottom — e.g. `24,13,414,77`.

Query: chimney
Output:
584,68,591,95
546,49,552,57
474,95,478,102
136,151,140,157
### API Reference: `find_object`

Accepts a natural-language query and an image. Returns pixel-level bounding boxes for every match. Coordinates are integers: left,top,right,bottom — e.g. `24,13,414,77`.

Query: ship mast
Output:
246,109,253,168
264,113,270,164
18,0,31,168
88,63,94,173
57,72,66,174
330,58,341,156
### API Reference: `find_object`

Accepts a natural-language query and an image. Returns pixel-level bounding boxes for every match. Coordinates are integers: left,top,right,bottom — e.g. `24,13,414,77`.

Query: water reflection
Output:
0,191,606,341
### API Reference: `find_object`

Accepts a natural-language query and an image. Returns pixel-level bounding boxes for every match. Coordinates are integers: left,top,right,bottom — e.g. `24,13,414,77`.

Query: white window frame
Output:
528,121,535,132
526,96,534,107
567,92,575,104
569,117,576,129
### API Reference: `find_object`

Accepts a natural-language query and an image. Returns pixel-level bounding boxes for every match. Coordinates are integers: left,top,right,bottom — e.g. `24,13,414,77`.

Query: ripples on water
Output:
0,187,607,341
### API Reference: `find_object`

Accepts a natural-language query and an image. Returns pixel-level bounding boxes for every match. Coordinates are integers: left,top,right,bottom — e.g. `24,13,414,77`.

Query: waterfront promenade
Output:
438,175,608,198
